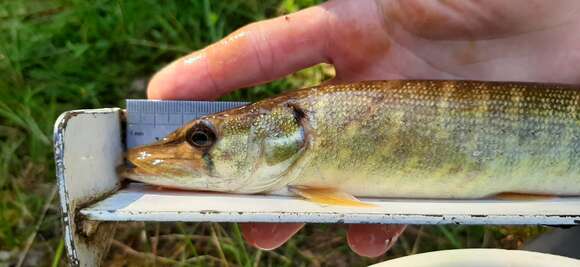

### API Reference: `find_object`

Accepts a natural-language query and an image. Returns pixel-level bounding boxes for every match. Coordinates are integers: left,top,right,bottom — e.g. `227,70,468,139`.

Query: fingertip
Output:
147,4,333,100
146,61,176,100
240,223,304,250
347,224,406,258
147,50,223,100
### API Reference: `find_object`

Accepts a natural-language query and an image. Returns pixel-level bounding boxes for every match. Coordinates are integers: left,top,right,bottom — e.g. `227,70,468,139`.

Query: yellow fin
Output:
289,186,377,208
495,192,556,201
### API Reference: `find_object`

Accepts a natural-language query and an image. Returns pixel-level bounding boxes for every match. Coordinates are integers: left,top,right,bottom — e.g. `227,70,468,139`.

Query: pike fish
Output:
122,80,580,206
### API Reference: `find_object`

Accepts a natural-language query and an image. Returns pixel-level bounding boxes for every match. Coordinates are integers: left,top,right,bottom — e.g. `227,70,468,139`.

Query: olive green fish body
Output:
286,81,580,198
124,80,580,199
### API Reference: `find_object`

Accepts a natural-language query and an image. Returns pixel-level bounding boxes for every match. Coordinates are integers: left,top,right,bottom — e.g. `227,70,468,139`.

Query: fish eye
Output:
186,123,216,148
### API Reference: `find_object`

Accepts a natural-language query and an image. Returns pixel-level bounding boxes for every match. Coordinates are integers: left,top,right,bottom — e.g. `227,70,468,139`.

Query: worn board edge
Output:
82,210,580,225
80,184,580,225
54,109,122,267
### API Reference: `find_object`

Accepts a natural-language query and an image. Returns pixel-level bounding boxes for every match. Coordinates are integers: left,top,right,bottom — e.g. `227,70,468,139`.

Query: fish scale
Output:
289,81,580,198
124,80,580,202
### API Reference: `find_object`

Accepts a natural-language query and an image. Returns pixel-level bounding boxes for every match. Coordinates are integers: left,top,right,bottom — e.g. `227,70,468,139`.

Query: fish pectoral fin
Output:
494,192,557,201
289,186,377,208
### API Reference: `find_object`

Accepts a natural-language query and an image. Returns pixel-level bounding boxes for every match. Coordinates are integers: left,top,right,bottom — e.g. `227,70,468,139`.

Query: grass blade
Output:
51,239,64,267
437,226,462,249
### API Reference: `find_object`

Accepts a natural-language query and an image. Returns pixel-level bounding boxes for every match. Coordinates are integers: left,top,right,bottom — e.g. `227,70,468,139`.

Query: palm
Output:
328,0,580,85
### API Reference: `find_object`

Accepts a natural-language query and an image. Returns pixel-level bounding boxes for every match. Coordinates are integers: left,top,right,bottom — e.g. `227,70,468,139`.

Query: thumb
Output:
147,4,332,100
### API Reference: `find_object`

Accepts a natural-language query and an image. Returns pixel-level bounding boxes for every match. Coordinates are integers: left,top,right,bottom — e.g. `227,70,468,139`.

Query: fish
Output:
121,80,580,206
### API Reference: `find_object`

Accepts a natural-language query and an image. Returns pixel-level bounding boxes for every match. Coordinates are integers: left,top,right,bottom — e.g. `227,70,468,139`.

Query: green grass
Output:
0,0,547,266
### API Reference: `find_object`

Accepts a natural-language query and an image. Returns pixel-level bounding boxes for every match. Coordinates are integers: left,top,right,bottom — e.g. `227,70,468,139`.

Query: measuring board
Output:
126,99,249,148
56,107,580,266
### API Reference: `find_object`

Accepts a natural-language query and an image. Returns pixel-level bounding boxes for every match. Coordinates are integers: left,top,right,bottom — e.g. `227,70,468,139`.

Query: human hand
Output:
147,0,580,257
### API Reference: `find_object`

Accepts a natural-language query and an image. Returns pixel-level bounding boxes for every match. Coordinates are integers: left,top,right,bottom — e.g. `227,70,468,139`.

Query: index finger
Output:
147,5,332,100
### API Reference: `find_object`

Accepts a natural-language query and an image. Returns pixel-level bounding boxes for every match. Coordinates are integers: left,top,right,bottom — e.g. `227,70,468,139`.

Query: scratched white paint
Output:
55,109,123,267
81,183,580,225
370,249,580,267
62,111,123,203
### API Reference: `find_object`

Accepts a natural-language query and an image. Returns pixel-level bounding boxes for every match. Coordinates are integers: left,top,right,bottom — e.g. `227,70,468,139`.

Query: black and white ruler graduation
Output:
125,99,248,148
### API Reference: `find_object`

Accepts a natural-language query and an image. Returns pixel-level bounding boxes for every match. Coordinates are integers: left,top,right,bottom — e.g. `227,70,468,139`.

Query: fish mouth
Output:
125,160,137,171
119,148,205,185
118,155,219,191
117,160,152,180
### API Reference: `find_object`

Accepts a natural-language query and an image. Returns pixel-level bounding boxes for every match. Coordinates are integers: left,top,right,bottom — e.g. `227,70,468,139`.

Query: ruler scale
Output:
126,99,249,148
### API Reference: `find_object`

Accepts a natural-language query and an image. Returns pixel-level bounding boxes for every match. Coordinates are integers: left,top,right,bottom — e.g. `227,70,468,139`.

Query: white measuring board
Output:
82,183,580,225
56,107,580,267
56,107,580,230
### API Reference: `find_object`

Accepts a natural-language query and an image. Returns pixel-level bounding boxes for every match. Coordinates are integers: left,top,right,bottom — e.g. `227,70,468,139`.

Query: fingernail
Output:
347,224,405,258
240,223,303,251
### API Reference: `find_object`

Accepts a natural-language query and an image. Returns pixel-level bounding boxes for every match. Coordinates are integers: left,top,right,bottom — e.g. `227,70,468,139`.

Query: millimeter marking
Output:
126,99,249,148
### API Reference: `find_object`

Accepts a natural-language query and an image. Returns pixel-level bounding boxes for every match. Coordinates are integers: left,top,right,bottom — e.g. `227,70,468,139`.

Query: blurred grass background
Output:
0,0,547,266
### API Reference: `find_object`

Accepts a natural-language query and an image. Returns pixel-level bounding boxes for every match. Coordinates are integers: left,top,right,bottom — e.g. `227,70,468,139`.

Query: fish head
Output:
122,102,308,193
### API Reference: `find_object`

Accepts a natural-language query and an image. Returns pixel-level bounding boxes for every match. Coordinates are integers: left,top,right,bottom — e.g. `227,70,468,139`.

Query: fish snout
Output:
124,143,206,179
